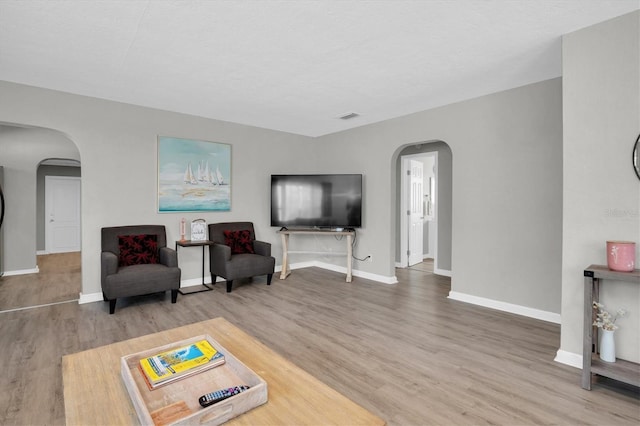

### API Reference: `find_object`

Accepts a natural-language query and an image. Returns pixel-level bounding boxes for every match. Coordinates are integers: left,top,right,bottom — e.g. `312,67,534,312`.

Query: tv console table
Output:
582,264,640,390
278,228,355,282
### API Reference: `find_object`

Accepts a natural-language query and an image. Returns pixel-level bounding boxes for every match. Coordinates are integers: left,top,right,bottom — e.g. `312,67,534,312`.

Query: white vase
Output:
599,329,616,363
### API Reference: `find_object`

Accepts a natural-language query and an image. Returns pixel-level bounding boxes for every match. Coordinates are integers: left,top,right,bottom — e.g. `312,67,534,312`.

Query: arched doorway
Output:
0,124,81,311
394,141,452,276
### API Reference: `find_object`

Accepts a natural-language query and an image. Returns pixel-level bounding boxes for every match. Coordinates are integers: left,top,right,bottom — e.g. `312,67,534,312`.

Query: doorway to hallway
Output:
395,141,452,277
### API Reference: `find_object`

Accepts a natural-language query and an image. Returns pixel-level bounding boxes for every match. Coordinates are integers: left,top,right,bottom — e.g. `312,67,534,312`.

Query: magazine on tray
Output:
139,339,225,389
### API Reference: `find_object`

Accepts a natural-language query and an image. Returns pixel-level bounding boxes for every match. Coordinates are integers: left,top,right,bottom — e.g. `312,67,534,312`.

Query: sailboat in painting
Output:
184,161,225,186
215,166,224,185
183,162,197,184
200,161,211,184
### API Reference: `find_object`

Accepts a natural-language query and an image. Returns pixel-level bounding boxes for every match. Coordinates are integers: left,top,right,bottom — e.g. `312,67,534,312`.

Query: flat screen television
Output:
271,174,362,229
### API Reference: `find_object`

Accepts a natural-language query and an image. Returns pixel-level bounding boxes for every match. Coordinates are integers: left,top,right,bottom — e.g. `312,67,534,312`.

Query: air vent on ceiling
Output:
337,112,360,120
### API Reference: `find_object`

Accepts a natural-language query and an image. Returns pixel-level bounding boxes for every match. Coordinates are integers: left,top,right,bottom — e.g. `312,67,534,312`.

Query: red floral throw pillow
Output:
118,234,159,267
223,230,255,254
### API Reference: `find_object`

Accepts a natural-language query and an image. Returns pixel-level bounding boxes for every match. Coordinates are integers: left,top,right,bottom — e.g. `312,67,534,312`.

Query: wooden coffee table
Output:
62,317,385,425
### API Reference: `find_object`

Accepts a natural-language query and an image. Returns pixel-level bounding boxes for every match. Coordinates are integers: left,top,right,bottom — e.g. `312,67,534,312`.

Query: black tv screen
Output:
271,174,362,229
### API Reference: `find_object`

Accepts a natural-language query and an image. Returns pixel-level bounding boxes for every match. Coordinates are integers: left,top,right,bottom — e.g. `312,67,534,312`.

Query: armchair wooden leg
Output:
109,299,116,314
211,274,217,285
267,274,273,285
226,280,233,293
171,289,178,303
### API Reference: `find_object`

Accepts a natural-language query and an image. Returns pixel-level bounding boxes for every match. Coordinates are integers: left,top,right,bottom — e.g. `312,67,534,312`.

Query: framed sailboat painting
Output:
157,136,231,212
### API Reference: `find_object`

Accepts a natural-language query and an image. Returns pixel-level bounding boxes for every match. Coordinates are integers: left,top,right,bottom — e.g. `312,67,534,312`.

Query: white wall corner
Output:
554,349,582,369
78,292,104,304
448,291,561,324
434,268,451,277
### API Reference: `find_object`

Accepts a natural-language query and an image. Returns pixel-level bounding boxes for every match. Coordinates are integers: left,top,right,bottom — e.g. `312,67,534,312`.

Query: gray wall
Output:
561,11,639,363
0,76,562,318
0,11,636,366
0,85,313,293
317,78,563,314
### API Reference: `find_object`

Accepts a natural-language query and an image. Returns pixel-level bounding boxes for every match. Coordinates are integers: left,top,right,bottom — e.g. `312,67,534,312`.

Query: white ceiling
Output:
1,1,638,137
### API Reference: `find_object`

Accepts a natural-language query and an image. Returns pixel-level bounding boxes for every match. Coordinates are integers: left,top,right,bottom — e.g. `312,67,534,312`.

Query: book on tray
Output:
139,339,225,389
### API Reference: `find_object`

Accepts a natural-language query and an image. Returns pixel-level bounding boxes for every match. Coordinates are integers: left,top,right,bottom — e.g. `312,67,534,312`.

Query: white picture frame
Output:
190,219,207,241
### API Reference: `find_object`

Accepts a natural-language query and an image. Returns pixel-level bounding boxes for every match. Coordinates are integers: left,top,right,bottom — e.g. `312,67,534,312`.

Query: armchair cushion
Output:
223,229,255,254
118,234,159,266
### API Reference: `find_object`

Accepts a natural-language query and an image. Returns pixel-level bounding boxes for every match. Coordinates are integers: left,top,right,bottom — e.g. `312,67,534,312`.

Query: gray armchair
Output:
208,222,275,293
101,225,181,314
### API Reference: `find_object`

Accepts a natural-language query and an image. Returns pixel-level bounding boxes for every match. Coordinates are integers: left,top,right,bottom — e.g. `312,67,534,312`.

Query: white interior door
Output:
408,159,424,266
46,176,81,253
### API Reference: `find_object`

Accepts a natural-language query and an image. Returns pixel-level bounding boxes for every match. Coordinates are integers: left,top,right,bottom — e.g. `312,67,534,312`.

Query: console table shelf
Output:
589,356,640,387
582,264,640,390
278,228,355,282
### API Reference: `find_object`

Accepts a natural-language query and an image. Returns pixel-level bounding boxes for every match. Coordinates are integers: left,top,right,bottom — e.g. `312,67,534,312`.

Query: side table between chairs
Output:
175,240,215,294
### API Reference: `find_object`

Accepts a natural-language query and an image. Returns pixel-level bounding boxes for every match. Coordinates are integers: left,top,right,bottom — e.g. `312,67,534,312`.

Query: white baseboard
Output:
434,268,451,277
448,291,561,324
37,250,80,256
393,262,451,278
278,261,317,272
353,269,398,284
78,262,397,305
2,266,40,276
180,275,218,288
301,261,397,284
78,292,103,304
554,349,582,369
80,276,220,303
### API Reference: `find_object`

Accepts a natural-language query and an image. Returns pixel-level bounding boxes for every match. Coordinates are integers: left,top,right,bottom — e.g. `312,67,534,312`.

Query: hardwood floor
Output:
409,258,434,273
0,252,81,311
0,261,638,425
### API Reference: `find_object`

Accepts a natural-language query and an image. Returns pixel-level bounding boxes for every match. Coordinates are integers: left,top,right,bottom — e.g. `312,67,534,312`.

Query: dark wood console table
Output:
582,264,640,390
278,229,355,282
175,240,215,294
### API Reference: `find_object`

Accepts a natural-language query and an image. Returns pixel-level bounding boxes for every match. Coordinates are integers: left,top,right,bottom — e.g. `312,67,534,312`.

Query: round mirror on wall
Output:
634,134,640,180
